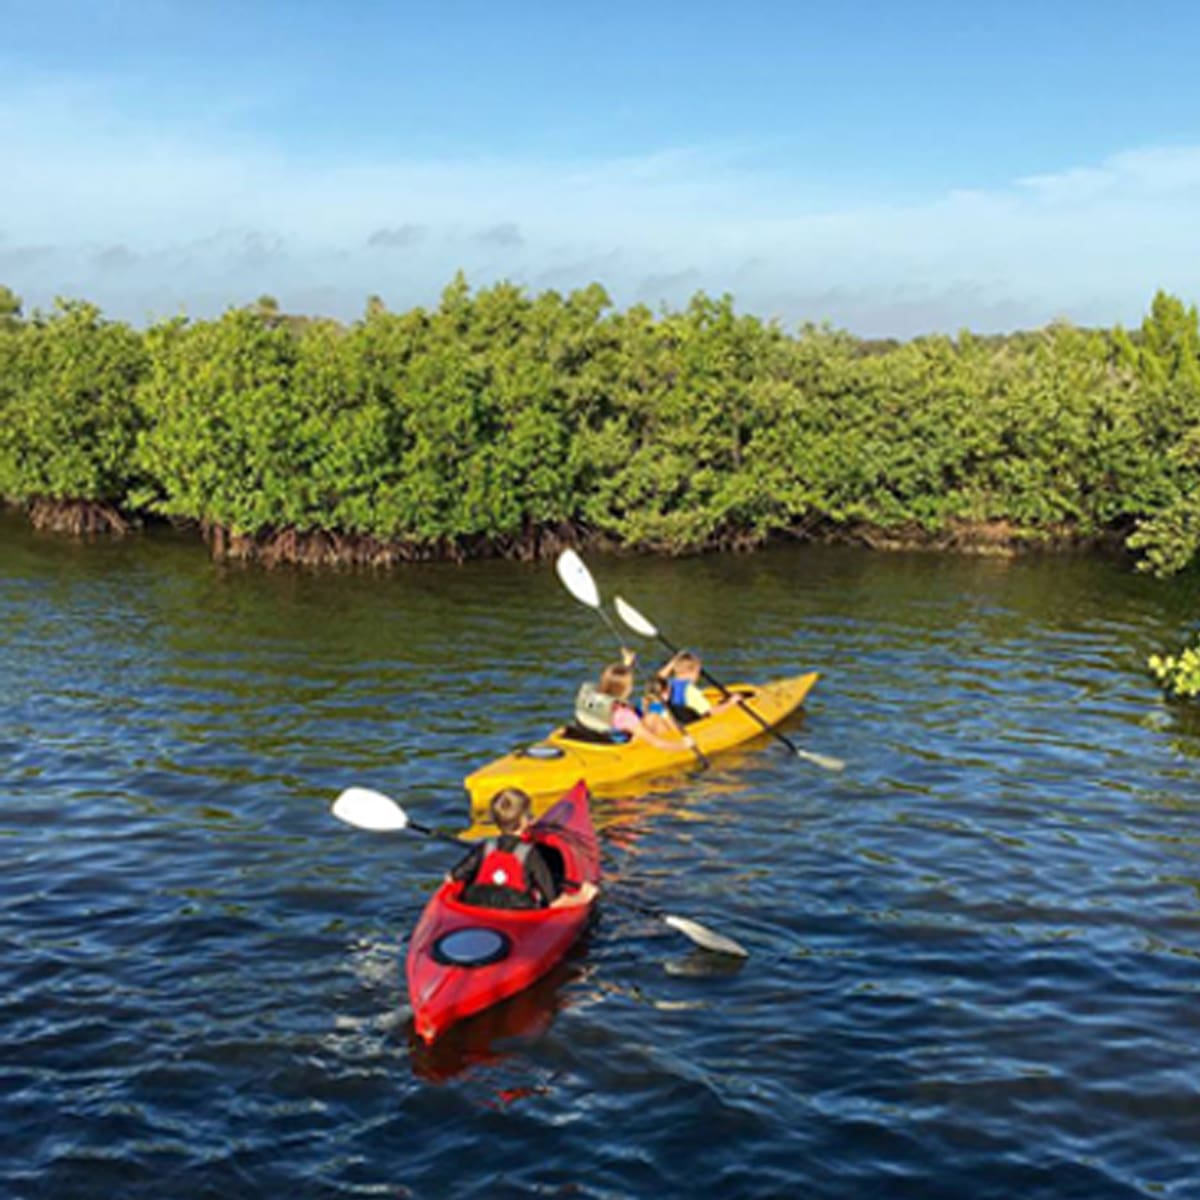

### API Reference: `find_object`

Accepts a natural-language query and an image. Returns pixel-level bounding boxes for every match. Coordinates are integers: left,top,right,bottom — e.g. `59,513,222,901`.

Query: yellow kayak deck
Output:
464,672,819,811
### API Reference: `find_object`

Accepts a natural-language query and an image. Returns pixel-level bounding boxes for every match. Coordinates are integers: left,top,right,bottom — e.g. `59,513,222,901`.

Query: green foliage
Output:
1149,643,1200,700
1124,293,1200,574
0,299,146,503
133,309,309,531
0,285,22,332
3,280,1200,574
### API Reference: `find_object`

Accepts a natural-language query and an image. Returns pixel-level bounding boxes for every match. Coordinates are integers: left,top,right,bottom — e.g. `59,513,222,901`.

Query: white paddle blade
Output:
797,749,846,772
614,595,658,638
555,549,601,608
332,787,410,832
663,915,749,958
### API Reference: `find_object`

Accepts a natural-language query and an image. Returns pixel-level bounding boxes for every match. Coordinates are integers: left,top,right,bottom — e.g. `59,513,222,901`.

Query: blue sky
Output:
4,0,1200,336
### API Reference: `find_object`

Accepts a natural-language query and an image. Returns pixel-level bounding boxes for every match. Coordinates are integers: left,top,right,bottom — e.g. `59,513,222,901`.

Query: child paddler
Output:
660,650,738,725
575,659,700,753
448,788,598,911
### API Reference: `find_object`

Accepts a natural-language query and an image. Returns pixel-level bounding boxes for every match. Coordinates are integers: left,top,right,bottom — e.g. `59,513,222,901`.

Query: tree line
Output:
2,276,1199,582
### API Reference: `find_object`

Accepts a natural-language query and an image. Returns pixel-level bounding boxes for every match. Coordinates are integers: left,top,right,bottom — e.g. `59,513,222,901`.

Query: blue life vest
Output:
668,677,705,724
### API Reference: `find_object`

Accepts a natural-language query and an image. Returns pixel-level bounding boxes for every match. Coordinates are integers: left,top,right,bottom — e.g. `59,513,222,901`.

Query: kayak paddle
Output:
331,787,747,957
621,900,748,958
333,785,465,845
556,548,626,649
531,818,742,956
613,594,845,773
556,549,710,770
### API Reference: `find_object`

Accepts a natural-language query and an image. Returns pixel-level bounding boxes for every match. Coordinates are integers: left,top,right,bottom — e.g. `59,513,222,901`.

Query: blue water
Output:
3,514,1200,1198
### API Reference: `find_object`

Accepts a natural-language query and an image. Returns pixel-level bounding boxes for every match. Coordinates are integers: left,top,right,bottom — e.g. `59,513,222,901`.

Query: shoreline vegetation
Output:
2,277,1199,579
10,500,1127,565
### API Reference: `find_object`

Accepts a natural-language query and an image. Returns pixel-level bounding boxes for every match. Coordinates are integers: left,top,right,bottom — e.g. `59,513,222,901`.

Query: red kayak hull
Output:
406,780,601,1044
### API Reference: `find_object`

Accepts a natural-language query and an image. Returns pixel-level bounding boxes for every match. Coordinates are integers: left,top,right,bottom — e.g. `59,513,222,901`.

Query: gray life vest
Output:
574,681,616,733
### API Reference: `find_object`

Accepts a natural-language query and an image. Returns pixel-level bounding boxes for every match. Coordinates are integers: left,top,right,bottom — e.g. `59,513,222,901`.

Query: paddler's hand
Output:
620,645,637,667
550,880,599,908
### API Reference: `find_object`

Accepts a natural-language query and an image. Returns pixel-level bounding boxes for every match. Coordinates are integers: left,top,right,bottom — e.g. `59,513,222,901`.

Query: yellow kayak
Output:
464,672,820,811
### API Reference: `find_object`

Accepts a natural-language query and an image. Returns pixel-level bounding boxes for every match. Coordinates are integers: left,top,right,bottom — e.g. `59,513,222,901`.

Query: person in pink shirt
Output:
598,662,698,753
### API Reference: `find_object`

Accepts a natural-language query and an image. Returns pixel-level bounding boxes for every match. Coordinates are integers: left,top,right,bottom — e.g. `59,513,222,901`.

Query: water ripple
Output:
4,523,1200,1196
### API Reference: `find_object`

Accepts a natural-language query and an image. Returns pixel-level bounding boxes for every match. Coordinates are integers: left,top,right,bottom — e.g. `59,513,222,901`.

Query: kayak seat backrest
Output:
574,681,616,734
560,723,620,745
536,841,567,898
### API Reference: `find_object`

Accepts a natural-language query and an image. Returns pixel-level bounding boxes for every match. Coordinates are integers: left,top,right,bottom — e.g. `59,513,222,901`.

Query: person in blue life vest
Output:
577,661,700,752
660,650,739,725
448,787,598,911
643,672,673,721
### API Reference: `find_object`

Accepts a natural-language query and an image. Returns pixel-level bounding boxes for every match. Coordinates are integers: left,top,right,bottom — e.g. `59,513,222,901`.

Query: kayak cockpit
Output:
552,685,761,747
446,836,573,914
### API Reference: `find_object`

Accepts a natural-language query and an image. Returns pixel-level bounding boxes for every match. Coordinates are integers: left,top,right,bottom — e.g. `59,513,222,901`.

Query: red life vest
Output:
476,836,533,894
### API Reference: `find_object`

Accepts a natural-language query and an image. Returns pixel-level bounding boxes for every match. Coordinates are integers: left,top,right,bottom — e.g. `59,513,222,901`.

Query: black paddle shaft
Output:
405,819,468,849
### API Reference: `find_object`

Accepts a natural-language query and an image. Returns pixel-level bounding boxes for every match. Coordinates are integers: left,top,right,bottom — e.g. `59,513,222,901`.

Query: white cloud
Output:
2,76,1199,336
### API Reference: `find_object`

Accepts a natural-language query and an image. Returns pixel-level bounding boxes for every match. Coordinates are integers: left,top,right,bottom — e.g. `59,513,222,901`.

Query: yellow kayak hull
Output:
464,672,819,811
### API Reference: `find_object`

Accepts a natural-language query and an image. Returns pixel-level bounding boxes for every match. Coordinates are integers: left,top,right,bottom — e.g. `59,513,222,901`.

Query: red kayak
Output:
406,780,601,1044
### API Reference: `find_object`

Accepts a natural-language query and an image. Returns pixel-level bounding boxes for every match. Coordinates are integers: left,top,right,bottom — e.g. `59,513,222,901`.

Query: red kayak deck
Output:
406,780,601,1044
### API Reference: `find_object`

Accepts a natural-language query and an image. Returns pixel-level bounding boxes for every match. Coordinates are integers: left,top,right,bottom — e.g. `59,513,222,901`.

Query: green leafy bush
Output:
1,279,1199,573
1149,645,1200,700
0,300,146,504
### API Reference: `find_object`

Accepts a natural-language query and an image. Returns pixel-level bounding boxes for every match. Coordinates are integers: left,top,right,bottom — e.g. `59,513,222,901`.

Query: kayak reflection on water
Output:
406,954,595,1087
